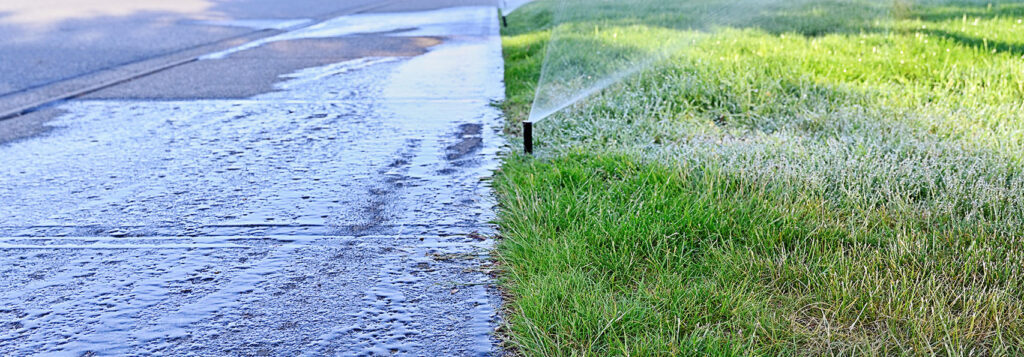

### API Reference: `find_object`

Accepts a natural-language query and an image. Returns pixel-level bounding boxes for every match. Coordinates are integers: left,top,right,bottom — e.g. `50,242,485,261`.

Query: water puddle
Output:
202,6,496,60
190,18,313,30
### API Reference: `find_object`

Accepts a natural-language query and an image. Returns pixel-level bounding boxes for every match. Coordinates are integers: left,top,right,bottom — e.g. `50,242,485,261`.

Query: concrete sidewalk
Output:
0,3,505,355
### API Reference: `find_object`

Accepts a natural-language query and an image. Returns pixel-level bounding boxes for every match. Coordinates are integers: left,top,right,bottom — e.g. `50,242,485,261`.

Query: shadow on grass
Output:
909,1,1024,22
922,28,1024,56
513,0,892,38
512,0,1024,39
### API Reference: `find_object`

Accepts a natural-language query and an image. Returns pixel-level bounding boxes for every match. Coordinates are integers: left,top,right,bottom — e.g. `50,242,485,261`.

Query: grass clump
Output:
496,0,1024,355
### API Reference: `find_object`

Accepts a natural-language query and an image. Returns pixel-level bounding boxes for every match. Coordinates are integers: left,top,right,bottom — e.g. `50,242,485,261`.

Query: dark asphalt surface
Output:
0,1,505,355
0,0,381,97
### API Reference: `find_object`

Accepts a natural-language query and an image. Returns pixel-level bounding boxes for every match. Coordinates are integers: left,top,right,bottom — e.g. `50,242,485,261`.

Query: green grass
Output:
496,0,1024,355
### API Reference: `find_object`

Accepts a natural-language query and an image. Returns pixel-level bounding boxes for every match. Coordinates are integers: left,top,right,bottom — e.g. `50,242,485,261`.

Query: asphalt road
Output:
0,0,507,97
0,1,505,355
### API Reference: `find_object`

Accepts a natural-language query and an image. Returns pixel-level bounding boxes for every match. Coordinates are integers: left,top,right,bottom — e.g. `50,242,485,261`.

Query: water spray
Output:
520,0,754,154
519,0,896,154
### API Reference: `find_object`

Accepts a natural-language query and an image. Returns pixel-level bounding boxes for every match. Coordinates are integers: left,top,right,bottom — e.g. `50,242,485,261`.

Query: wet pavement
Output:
0,3,504,356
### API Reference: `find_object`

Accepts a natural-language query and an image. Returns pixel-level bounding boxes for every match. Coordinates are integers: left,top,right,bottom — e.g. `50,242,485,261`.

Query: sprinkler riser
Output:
523,121,533,154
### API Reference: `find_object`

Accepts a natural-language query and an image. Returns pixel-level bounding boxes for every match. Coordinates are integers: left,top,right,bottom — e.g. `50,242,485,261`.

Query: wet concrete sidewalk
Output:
0,4,504,356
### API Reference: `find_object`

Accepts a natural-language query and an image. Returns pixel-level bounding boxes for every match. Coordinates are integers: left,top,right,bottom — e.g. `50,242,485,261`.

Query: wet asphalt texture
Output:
0,1,505,355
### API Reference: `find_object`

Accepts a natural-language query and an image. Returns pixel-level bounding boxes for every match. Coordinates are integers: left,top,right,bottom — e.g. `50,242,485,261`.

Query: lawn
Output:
495,0,1024,355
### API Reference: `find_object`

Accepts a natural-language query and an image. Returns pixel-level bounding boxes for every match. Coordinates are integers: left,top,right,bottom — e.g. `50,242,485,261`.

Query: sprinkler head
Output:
523,121,533,154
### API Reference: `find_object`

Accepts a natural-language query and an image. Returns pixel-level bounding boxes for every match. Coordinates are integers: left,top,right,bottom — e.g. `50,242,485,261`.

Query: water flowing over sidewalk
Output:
0,5,505,356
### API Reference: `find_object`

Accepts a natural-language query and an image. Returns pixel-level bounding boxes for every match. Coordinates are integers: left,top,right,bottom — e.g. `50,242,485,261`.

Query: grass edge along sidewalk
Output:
494,0,1024,355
